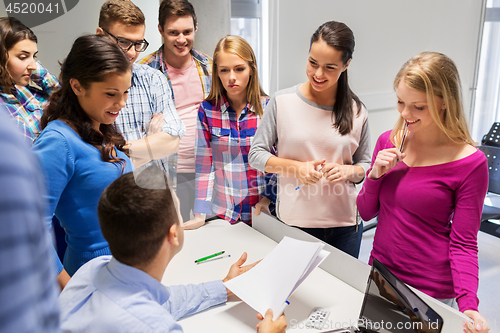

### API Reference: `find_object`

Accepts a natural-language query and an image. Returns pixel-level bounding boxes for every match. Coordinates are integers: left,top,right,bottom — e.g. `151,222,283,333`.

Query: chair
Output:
477,145,500,238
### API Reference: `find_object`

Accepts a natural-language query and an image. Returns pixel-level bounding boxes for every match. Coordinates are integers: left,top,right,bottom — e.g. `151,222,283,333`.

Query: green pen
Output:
194,251,225,263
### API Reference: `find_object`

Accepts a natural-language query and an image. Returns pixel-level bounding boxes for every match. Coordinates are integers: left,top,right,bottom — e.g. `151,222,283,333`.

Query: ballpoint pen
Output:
296,166,324,190
196,254,231,264
194,251,225,263
273,300,289,320
399,123,409,152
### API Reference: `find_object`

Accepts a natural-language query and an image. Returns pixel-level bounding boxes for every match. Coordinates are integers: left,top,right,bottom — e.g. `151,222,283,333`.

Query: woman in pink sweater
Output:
249,21,370,259
357,52,489,333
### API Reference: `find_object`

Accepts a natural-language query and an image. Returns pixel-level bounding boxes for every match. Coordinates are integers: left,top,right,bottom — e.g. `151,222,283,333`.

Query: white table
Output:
162,212,468,332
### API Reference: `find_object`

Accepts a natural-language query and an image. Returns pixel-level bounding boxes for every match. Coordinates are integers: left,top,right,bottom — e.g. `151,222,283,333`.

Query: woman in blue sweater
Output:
33,35,133,289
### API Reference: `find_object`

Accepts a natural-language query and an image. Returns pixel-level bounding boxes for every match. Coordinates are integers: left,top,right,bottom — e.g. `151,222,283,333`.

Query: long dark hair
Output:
311,21,363,135
0,16,37,88
41,34,132,166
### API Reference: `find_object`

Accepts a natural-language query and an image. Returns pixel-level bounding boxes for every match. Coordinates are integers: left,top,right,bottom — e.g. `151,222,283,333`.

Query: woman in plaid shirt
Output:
0,17,59,144
184,36,272,229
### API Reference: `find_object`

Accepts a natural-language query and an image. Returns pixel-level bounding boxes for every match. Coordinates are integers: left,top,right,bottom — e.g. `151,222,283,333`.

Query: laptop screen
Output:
357,258,443,333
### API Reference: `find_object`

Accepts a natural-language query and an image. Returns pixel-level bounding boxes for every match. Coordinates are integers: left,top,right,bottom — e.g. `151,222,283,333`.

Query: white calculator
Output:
305,307,330,330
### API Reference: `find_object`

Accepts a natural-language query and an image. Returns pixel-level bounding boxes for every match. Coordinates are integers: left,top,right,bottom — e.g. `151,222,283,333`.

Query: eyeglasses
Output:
101,28,149,52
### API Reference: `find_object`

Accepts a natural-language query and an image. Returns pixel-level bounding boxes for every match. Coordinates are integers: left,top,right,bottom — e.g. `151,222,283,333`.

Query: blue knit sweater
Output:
33,120,134,276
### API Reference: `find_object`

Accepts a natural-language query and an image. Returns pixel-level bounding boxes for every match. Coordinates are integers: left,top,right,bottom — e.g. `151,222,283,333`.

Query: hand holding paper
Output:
222,252,260,297
256,309,288,333
223,237,330,320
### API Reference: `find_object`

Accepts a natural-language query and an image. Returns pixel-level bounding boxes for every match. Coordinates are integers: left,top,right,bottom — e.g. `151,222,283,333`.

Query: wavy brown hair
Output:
41,34,132,167
0,17,37,88
310,21,363,135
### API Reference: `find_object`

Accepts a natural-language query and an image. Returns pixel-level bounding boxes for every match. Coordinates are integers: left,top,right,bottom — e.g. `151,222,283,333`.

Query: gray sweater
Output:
248,85,372,228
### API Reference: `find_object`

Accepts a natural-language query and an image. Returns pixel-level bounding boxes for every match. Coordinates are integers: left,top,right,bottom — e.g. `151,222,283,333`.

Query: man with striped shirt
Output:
97,0,185,174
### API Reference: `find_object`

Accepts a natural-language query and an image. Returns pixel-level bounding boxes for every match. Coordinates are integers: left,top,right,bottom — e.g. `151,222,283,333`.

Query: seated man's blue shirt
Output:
59,256,227,333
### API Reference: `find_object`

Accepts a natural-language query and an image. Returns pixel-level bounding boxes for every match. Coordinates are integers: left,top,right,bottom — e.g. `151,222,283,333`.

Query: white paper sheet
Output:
223,236,330,320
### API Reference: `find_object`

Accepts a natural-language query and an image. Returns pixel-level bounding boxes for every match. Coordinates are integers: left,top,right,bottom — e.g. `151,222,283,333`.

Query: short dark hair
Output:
158,0,197,30
98,165,179,267
98,0,145,31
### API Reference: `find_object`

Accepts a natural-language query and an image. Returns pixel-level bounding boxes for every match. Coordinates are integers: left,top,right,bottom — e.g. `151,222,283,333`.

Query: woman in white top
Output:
249,21,371,258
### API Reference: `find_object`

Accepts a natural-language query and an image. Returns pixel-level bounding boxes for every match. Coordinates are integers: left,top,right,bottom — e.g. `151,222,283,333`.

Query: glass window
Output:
231,17,261,67
230,0,267,92
472,0,500,142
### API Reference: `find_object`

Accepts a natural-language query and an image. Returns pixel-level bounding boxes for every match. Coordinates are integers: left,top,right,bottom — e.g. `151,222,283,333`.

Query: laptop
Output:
326,258,444,333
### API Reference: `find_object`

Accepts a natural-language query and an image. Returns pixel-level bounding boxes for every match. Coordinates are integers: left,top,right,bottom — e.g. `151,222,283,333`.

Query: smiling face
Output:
396,80,445,134
6,39,37,87
72,71,132,132
159,15,196,68
217,51,251,104
306,40,350,96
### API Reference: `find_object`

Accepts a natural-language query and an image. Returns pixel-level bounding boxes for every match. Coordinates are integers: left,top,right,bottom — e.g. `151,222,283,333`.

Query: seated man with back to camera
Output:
58,165,287,333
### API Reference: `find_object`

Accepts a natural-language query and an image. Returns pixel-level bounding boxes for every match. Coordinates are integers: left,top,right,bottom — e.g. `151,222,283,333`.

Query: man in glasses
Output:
141,0,213,224
97,0,185,174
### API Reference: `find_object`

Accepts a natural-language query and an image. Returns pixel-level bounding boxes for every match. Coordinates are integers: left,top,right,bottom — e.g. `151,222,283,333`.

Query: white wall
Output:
1,0,484,144
0,0,230,75
268,0,485,144
190,0,231,57
0,1,163,75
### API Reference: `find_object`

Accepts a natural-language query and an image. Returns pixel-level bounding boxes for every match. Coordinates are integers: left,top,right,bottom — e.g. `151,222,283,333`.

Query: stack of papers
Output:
223,236,330,320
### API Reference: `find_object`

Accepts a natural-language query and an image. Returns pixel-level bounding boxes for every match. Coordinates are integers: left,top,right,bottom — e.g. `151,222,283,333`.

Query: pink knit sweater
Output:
357,131,488,312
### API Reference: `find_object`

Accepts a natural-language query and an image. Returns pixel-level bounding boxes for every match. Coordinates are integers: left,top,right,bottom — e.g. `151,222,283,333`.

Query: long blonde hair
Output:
206,35,267,117
392,52,473,148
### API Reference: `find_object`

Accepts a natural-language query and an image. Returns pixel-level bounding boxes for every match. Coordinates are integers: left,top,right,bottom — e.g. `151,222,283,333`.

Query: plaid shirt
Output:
114,63,185,182
0,62,59,144
194,95,271,224
140,47,212,186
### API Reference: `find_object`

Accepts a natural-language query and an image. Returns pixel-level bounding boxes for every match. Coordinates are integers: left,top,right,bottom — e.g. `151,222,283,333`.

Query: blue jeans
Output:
298,220,363,258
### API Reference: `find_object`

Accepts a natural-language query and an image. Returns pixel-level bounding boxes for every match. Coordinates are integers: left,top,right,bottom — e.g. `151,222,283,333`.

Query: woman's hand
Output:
463,310,490,333
57,269,71,291
368,148,405,180
296,159,325,185
182,214,206,230
147,113,165,136
254,197,271,216
322,162,349,182
256,309,287,333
